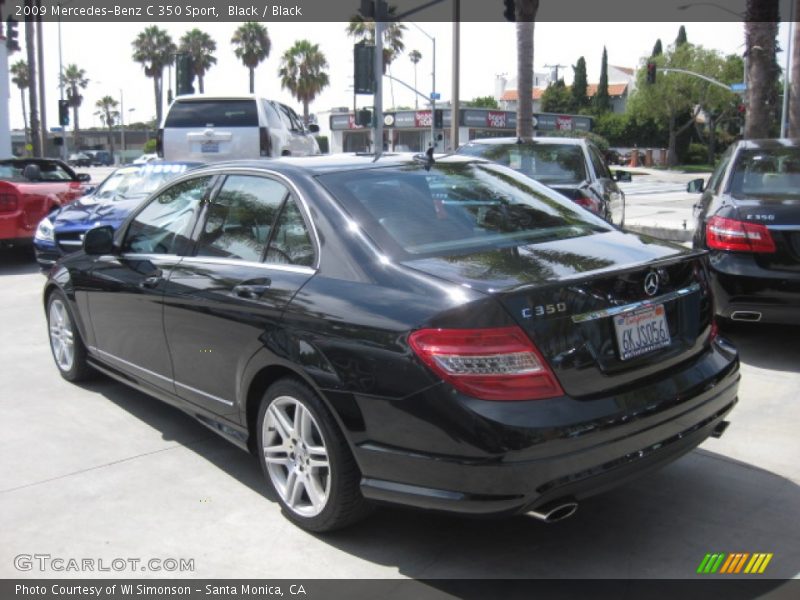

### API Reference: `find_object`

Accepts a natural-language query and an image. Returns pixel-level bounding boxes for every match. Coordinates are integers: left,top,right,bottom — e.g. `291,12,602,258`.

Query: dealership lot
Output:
0,249,798,581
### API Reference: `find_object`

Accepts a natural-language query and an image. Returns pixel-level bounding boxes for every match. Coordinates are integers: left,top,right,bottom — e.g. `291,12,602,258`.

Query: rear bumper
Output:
709,252,800,324
352,338,740,516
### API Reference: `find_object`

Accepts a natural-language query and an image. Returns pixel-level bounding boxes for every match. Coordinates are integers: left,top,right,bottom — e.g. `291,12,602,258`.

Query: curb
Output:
625,223,694,243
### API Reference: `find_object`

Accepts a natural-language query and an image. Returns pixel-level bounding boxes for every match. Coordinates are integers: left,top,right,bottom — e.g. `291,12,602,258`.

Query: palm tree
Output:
744,0,779,138
59,64,88,148
10,61,30,148
179,28,217,94
25,17,41,156
95,96,120,163
132,26,176,125
231,22,271,94
278,40,330,125
409,49,422,109
515,0,540,139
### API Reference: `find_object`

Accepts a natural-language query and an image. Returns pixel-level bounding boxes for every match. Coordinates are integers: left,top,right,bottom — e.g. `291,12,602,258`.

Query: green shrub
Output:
685,142,708,165
143,139,157,153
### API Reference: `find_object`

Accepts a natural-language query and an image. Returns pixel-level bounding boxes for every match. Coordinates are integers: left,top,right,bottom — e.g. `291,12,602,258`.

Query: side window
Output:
286,106,306,131
588,147,611,179
266,198,315,267
276,105,295,131
262,101,283,129
123,176,212,255
195,175,288,262
709,147,733,193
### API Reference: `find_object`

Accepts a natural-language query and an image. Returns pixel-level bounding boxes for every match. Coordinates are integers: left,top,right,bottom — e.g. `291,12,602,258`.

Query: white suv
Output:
158,95,321,162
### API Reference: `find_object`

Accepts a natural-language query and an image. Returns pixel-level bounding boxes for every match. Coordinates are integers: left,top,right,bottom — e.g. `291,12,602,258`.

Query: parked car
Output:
158,94,321,162
43,154,739,532
456,137,628,226
68,152,92,168
34,161,201,267
85,150,113,166
0,159,91,248
689,138,800,325
133,153,158,165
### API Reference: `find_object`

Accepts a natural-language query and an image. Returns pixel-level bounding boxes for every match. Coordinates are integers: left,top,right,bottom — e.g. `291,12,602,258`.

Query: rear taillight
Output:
259,126,271,157
156,129,164,157
408,327,564,401
0,193,18,213
574,195,602,215
706,215,776,253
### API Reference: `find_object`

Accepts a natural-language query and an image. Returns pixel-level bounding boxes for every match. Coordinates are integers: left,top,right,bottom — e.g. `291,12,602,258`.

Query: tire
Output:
46,290,93,382
256,377,371,532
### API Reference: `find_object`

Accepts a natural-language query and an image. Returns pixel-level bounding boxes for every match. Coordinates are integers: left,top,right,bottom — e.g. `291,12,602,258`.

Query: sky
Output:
6,20,783,133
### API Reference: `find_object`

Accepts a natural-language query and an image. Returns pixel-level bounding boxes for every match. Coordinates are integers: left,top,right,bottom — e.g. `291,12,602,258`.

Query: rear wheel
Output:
256,378,371,532
46,290,93,381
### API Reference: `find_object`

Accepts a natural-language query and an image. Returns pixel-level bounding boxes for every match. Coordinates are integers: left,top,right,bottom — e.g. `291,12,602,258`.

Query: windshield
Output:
93,164,193,201
457,143,588,185
317,162,610,260
729,148,800,197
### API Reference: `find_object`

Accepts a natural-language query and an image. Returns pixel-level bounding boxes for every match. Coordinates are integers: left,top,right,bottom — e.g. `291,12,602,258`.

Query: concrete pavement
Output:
619,167,711,243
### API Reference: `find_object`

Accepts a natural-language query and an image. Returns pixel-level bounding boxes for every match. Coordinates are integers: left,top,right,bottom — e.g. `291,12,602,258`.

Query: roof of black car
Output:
737,138,800,150
191,153,481,175
462,136,587,146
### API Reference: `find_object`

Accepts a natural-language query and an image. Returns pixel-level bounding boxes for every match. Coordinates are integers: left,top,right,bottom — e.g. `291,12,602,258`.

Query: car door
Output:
86,175,214,392
587,144,625,226
162,172,317,417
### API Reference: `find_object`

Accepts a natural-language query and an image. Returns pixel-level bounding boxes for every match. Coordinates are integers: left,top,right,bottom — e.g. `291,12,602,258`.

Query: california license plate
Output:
614,304,671,361
200,141,219,153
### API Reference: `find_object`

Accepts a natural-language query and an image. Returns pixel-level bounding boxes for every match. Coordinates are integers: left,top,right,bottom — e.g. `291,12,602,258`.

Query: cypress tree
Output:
676,26,688,46
594,47,611,113
652,39,663,57
571,56,588,111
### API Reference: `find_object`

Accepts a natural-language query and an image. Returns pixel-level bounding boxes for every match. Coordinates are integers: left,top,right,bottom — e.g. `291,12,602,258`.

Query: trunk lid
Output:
730,196,800,273
402,230,714,398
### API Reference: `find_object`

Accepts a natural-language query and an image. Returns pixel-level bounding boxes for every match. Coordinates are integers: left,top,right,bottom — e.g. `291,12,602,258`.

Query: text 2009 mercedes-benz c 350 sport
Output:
43,154,740,532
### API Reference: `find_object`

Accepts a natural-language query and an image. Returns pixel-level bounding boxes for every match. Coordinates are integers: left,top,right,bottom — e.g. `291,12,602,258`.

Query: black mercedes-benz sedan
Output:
43,154,739,532
689,139,800,325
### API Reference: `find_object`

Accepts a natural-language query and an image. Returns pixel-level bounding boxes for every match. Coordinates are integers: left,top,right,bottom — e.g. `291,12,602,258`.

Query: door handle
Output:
232,282,271,299
140,270,164,289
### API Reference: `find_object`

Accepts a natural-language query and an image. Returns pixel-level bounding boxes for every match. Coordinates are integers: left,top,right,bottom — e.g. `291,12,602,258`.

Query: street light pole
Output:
119,89,125,165
450,0,460,152
409,22,436,149
780,1,794,137
57,2,67,160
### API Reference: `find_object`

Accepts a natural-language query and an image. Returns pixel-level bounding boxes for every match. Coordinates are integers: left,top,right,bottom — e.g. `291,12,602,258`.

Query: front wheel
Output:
256,378,371,532
46,290,93,381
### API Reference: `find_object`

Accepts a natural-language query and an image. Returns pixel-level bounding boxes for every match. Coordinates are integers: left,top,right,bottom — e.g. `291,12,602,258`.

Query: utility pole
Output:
24,4,41,157
35,0,46,155
450,0,460,152
57,2,67,160
0,21,11,157
373,3,384,157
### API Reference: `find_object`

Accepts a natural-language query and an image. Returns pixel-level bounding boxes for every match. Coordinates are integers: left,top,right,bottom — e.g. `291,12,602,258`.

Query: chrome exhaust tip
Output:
730,311,762,322
526,499,579,523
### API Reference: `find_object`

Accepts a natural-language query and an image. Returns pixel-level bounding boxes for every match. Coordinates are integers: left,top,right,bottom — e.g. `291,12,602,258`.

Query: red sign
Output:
487,111,506,128
415,110,432,127
555,116,574,131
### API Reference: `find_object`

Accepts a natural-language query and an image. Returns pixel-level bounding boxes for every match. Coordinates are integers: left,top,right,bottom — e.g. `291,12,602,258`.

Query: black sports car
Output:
43,154,739,532
690,139,800,325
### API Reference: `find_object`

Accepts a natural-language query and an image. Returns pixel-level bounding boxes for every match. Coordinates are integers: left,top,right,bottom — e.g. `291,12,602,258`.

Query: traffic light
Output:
354,42,375,95
58,100,70,127
503,0,516,22
175,53,195,96
434,109,443,129
356,108,373,127
6,17,20,53
646,61,657,85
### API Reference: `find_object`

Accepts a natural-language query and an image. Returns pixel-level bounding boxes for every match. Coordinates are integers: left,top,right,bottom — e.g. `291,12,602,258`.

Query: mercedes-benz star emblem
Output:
644,271,660,297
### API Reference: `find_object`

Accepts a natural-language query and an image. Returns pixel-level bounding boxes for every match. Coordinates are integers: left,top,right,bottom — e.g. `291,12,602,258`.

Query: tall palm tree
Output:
95,96,120,162
515,0,540,139
59,64,88,148
744,0,779,138
179,28,217,94
24,16,41,156
346,8,406,70
132,26,176,125
278,40,330,124
409,49,422,109
790,0,800,137
231,22,271,94
10,60,30,148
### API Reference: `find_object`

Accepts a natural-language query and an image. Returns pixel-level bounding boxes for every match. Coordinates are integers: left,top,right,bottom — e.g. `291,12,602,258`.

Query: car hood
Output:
399,229,694,293
53,195,144,229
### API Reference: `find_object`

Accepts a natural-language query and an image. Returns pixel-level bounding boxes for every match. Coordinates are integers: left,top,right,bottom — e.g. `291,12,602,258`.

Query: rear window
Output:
729,147,800,197
458,142,588,185
164,100,259,128
318,162,610,260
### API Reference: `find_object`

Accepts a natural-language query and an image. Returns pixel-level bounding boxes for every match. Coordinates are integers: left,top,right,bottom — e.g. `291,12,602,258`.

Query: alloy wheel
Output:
49,299,75,372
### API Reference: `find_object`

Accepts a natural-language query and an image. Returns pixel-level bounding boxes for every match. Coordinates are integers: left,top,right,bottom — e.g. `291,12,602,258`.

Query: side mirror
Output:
687,178,705,193
83,225,115,255
76,173,92,182
614,170,632,182
307,123,320,133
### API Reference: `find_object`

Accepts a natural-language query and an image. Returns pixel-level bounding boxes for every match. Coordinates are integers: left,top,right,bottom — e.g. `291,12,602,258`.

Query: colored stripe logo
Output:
697,553,773,574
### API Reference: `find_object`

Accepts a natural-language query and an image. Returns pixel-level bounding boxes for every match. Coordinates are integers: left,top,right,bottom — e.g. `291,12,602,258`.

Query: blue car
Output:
34,162,201,268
